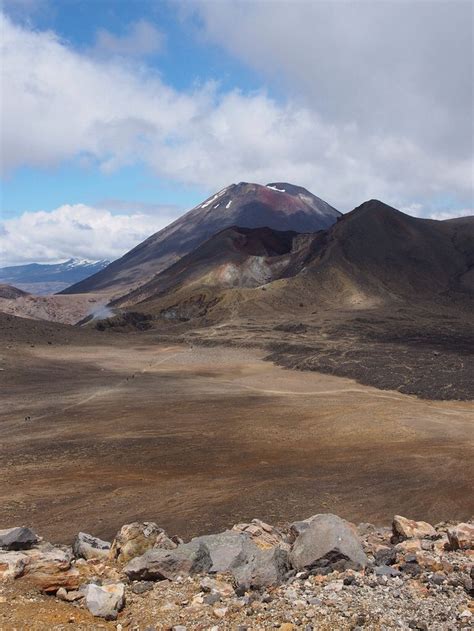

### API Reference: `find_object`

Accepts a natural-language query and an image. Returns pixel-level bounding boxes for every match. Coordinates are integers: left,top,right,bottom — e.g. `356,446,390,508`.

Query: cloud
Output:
92,19,165,58
402,204,473,221
191,1,473,160
1,10,472,216
0,204,180,266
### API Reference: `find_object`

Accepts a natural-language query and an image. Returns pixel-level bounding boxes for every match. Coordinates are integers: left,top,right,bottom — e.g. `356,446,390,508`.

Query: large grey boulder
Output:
290,514,368,570
84,582,125,620
124,541,211,581
73,532,110,560
193,530,290,588
191,531,249,573
0,527,38,551
231,540,290,588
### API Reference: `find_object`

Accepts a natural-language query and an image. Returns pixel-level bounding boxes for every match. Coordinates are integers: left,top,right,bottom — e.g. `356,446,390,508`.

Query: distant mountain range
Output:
0,259,110,295
62,182,341,296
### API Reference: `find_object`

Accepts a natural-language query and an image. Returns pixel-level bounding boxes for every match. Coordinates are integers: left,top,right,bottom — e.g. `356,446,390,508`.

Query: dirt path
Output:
32,346,185,421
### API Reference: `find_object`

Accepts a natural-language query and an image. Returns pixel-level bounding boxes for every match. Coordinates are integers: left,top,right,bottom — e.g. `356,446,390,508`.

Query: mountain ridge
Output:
0,258,111,295
116,200,474,321
61,182,341,297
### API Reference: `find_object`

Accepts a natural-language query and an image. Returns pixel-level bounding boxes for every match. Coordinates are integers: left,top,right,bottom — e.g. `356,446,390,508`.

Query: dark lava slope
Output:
113,226,309,307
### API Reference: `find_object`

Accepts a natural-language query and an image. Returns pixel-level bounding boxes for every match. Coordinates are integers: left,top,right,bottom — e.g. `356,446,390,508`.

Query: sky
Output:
0,0,473,266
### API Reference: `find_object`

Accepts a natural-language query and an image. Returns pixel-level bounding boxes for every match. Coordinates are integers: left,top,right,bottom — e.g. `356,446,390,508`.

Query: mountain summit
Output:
62,182,340,296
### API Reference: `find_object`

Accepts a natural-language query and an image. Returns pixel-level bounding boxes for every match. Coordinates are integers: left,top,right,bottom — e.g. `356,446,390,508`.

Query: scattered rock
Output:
447,523,474,550
124,541,211,581
374,565,401,577
2,513,473,629
72,532,110,561
289,514,368,570
199,576,234,598
109,522,176,564
213,606,228,619
0,527,38,551
131,580,154,594
392,515,436,541
84,582,125,620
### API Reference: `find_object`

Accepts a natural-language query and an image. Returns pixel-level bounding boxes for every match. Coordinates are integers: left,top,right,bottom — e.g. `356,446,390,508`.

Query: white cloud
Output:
191,1,473,159
92,19,165,58
0,204,178,266
402,204,473,221
429,209,473,221
0,10,472,217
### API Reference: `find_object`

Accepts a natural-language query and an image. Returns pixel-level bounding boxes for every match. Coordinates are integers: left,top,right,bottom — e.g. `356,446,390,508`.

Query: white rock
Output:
0,550,29,580
84,582,125,620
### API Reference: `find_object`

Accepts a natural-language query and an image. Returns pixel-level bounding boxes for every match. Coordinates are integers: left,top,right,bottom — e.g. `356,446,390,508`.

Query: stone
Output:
232,519,286,550
200,576,234,598
395,539,422,554
0,550,29,580
56,587,84,602
447,523,474,550
289,514,368,570
203,592,220,605
230,541,290,589
73,532,110,561
374,565,401,577
109,522,176,564
131,580,154,594
213,606,228,619
414,552,444,572
22,544,80,593
430,573,446,585
124,541,211,581
84,582,125,620
192,530,290,588
374,546,397,565
191,531,250,573
392,516,436,541
0,527,38,551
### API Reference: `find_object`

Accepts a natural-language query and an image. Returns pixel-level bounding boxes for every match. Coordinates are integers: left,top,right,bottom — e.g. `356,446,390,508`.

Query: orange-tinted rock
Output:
232,519,286,550
447,523,474,550
392,515,436,541
22,544,80,593
109,522,177,564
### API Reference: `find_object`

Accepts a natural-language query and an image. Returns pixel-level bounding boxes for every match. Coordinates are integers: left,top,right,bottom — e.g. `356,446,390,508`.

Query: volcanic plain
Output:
1,313,472,548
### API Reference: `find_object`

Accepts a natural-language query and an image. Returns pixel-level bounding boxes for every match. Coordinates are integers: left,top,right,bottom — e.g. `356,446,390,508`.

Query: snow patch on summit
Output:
200,186,229,209
267,185,286,193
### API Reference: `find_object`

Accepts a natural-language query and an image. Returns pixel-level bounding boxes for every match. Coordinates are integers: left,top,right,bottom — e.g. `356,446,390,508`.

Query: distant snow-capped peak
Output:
62,258,109,268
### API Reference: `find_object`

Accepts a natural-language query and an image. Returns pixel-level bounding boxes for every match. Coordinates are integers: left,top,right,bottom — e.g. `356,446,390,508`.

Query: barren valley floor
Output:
1,334,473,545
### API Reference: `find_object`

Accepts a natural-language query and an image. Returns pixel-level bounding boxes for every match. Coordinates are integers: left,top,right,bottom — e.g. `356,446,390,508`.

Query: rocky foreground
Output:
0,514,473,630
